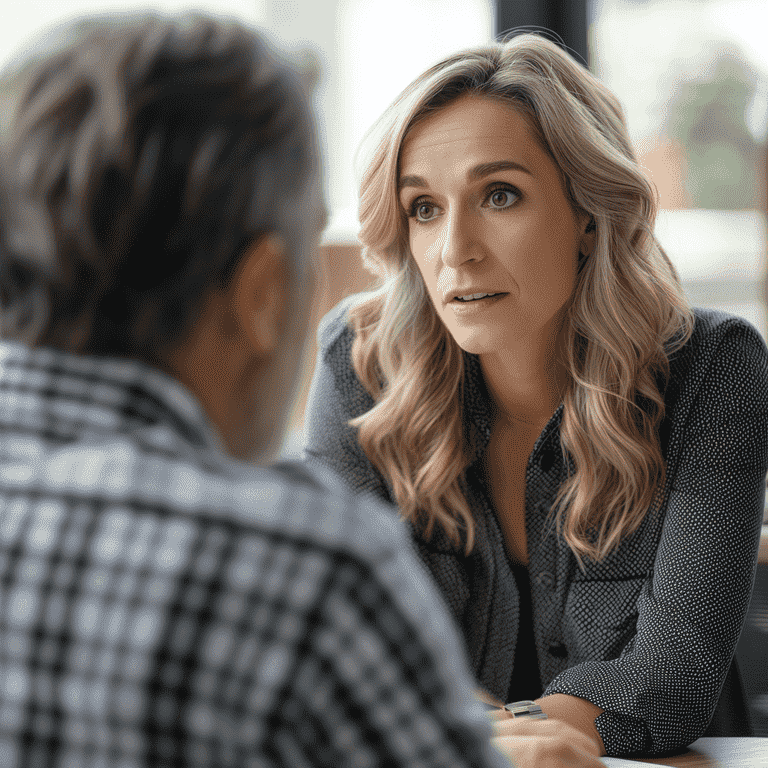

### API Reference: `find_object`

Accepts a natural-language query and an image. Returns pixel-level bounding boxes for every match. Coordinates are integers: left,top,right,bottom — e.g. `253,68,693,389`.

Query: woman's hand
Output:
475,689,605,764
490,717,604,767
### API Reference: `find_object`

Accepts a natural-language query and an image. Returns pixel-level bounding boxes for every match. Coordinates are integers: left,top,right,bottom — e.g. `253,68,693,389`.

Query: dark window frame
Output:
495,0,590,68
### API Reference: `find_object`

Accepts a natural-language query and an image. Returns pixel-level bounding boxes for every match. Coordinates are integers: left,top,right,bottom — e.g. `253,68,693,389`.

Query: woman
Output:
303,33,768,757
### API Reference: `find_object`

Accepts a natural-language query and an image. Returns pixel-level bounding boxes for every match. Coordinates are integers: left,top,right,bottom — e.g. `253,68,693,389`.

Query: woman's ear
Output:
580,216,596,259
230,233,288,357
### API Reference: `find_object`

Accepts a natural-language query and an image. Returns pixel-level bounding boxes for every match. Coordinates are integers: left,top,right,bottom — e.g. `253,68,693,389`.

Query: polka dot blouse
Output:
303,299,768,756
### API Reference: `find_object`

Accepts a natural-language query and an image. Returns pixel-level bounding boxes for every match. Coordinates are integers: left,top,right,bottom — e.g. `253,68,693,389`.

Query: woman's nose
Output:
439,210,483,268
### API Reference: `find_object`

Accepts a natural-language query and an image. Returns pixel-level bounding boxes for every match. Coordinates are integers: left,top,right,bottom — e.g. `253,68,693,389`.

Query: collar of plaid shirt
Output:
0,340,231,472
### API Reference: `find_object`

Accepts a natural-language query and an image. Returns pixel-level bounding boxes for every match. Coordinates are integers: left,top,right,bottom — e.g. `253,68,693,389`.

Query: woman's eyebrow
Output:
469,160,533,180
398,174,428,191
398,160,533,191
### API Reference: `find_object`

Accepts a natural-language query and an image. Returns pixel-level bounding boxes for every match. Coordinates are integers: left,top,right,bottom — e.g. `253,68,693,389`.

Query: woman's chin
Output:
449,328,505,356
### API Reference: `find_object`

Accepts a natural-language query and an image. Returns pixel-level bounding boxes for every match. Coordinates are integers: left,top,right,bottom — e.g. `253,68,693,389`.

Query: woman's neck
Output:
479,327,569,431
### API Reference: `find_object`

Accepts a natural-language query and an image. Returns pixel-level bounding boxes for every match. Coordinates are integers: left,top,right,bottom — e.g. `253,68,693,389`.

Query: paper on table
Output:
601,759,663,767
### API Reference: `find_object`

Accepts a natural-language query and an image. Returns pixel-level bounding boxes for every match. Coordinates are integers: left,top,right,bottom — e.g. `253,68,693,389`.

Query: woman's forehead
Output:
404,95,529,145
398,94,548,180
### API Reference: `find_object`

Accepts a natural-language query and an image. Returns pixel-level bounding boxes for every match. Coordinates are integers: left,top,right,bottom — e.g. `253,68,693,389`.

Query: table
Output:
616,738,768,767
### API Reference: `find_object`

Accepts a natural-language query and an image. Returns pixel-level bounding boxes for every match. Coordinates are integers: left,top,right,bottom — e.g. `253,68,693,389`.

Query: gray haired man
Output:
0,13,601,767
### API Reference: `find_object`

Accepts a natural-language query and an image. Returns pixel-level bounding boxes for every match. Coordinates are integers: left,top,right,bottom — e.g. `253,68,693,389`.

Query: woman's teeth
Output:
455,292,499,302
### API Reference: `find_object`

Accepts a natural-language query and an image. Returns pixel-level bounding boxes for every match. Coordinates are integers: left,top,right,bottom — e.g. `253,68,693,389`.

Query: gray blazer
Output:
303,297,768,756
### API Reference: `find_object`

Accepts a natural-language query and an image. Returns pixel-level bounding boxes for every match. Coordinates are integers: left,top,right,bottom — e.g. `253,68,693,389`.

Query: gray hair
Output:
0,12,317,361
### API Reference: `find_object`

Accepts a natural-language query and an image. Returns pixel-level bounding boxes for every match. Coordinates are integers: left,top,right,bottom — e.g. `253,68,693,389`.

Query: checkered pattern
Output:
305,299,768,757
0,341,509,768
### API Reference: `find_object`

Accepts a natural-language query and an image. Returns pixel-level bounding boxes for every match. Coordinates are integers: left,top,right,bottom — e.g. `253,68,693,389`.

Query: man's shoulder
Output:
225,457,408,566
3,423,403,569
217,457,479,681
109,442,408,570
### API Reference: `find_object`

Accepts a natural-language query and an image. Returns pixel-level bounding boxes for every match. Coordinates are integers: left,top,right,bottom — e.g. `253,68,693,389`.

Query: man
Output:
0,13,602,767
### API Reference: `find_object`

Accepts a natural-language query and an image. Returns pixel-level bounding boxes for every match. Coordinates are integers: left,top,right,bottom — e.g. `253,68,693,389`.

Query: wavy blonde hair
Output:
347,34,694,563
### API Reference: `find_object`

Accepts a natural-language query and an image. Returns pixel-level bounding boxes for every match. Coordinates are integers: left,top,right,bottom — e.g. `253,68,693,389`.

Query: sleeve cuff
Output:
595,710,652,757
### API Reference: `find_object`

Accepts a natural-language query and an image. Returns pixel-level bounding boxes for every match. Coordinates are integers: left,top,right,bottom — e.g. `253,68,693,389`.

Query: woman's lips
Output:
449,292,509,315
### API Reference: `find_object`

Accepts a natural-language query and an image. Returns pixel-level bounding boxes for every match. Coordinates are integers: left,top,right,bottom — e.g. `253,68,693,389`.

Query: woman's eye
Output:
412,202,437,222
487,188,518,209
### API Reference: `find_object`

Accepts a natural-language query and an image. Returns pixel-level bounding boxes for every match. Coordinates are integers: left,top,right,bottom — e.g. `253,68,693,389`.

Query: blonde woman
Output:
304,34,768,758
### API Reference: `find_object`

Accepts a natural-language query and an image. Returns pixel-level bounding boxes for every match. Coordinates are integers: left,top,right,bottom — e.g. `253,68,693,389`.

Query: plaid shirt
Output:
0,341,509,768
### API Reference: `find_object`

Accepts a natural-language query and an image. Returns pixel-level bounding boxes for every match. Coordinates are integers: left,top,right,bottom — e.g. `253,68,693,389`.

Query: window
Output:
2,0,494,234
260,0,494,240
590,0,768,338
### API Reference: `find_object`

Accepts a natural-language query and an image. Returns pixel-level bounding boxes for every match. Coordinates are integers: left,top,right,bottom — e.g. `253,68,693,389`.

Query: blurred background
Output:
2,0,767,734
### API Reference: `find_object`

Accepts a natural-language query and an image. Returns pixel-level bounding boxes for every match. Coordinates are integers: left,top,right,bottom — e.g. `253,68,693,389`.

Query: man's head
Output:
0,13,325,461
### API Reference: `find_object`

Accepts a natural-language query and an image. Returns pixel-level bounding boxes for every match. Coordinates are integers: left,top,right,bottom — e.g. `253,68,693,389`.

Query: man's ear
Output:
229,233,288,356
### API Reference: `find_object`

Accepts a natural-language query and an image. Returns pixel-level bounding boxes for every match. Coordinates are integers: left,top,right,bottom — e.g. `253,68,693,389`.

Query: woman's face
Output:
398,94,590,356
